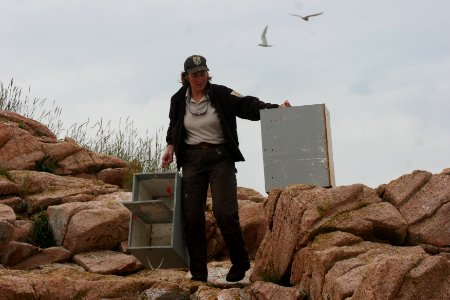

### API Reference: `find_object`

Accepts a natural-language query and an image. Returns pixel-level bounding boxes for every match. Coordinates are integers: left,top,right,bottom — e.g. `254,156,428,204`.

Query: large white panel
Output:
260,104,335,192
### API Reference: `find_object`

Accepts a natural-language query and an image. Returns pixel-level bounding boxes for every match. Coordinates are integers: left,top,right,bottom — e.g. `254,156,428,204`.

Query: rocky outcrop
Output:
252,183,384,283
0,111,448,299
379,169,450,247
250,170,450,299
5,170,121,214
0,264,157,300
0,110,129,187
291,232,449,300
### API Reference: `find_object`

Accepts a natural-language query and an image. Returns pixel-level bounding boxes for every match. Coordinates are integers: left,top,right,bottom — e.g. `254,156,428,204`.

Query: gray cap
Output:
184,55,209,73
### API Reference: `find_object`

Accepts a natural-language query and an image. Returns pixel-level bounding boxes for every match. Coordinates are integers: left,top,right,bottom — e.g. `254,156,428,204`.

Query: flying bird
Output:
258,25,272,47
289,12,324,21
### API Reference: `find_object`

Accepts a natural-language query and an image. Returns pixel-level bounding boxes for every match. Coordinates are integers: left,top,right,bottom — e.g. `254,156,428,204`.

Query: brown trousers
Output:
181,145,249,278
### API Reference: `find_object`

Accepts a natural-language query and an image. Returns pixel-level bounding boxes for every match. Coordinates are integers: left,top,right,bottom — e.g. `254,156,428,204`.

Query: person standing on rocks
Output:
161,54,291,282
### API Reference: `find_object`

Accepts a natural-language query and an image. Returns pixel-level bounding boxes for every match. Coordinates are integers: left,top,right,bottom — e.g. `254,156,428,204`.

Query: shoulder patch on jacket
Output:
230,90,243,98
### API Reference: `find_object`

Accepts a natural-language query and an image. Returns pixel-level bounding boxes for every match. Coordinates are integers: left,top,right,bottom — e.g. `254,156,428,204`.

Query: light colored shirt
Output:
184,90,225,145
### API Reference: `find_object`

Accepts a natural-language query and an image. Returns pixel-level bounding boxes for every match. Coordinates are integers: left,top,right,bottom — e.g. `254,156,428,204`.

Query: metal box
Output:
260,104,335,192
123,172,189,269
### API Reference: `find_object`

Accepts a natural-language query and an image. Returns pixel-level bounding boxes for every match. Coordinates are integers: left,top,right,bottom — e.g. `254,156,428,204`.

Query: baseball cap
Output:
184,55,209,73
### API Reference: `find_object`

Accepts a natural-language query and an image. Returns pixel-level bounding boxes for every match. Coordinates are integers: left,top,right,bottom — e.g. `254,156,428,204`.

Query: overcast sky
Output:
2,0,449,194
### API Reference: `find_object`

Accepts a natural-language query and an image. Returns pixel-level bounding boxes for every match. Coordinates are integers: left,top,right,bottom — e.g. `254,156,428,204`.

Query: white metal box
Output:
260,104,335,192
123,172,189,268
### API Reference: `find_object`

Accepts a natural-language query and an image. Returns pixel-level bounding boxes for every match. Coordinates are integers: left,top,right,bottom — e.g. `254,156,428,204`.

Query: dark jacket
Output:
165,83,279,169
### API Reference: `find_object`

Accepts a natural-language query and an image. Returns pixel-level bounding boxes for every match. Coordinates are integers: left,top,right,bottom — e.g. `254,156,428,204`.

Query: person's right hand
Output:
279,100,291,108
161,145,174,168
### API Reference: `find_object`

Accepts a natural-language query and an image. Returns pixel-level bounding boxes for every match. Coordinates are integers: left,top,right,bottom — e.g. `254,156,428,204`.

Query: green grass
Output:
31,209,56,248
259,261,288,286
1,79,175,182
0,164,11,179
1,78,63,135
66,117,170,175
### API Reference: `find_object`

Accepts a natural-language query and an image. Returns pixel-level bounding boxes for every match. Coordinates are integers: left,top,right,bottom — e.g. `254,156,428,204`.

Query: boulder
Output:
96,167,129,187
0,221,14,243
252,183,382,283
0,124,49,170
0,204,16,245
0,241,39,266
409,202,450,248
319,201,408,245
0,176,20,195
237,186,267,203
54,149,127,178
10,247,71,270
0,111,129,186
382,169,450,247
0,196,25,213
351,253,449,299
0,204,15,225
11,219,34,243
73,250,143,275
47,200,130,254
7,170,120,214
0,110,56,138
39,137,82,162
291,231,450,300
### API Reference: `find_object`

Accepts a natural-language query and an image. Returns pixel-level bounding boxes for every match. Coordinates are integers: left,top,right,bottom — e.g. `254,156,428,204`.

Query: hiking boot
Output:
225,262,250,282
190,274,207,282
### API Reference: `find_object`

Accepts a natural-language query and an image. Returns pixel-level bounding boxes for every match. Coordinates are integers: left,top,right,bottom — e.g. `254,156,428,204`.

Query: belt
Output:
185,142,222,149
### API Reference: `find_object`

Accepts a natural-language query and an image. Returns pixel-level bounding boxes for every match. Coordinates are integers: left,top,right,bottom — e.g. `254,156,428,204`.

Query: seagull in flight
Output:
289,12,324,21
258,25,272,47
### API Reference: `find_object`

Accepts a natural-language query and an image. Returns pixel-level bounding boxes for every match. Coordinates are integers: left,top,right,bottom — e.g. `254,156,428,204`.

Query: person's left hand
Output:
279,100,291,108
